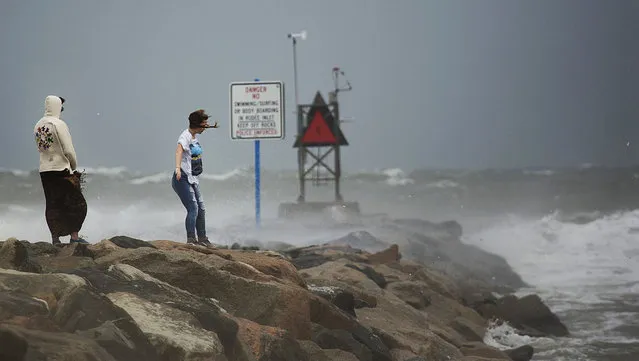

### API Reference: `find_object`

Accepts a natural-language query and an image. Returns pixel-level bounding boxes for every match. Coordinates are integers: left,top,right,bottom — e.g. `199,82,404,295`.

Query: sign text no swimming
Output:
230,81,285,140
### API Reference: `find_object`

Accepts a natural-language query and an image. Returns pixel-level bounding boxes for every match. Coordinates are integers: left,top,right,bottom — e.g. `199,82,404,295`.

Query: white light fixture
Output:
288,30,307,41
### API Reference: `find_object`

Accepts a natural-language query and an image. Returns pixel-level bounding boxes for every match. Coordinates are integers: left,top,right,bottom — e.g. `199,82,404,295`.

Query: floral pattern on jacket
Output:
35,126,54,151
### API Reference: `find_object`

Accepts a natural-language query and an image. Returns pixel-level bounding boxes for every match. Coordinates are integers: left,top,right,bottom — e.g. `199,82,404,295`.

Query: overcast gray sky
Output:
1,0,637,173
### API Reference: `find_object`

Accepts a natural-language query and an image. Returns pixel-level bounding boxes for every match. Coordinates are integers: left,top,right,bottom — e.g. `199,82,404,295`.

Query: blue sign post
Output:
254,77,261,228
229,79,285,229
254,138,260,227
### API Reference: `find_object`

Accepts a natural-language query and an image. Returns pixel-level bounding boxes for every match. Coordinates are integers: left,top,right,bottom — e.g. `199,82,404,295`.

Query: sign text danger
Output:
230,81,285,140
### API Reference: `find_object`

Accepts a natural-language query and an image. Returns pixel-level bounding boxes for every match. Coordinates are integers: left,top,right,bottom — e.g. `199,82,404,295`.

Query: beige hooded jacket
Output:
33,95,78,172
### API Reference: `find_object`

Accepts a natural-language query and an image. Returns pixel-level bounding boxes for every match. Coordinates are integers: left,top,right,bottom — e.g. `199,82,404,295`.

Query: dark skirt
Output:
40,170,87,237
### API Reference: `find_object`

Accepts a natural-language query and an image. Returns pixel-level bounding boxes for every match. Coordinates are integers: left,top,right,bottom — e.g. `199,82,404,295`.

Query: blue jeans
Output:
171,171,206,240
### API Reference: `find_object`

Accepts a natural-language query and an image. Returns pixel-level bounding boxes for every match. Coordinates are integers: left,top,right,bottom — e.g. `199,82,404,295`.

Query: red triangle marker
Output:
301,111,337,145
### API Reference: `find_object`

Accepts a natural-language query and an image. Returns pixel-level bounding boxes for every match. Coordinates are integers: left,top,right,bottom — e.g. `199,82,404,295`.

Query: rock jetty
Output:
0,219,567,361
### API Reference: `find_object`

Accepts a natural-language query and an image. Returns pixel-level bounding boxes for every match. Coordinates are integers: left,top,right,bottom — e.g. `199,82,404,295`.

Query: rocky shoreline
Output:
0,219,568,361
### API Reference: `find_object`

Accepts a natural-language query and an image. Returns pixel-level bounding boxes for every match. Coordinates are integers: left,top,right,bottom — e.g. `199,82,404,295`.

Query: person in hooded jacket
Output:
34,95,88,245
172,109,218,246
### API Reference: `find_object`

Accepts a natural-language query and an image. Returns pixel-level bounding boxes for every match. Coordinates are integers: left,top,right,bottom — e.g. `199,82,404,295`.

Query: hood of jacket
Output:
44,95,64,118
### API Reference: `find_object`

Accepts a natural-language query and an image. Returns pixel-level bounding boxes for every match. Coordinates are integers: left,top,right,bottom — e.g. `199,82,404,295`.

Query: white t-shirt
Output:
177,129,201,185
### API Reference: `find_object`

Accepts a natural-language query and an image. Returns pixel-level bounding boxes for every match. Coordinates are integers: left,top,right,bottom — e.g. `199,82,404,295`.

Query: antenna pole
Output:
330,67,352,202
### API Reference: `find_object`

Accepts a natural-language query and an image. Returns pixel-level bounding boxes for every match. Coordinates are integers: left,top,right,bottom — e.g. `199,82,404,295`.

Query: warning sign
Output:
230,81,285,140
293,91,348,148
301,111,337,145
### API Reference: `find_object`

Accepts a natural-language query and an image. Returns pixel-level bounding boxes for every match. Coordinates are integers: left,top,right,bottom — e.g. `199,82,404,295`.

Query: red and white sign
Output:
229,81,285,140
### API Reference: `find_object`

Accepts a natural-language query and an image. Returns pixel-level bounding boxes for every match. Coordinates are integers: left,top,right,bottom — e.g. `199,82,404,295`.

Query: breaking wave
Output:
466,210,639,360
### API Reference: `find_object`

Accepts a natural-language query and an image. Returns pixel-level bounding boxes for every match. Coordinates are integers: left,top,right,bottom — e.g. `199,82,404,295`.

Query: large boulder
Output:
0,268,161,361
475,294,569,337
233,318,311,361
284,244,369,270
369,219,529,293
505,345,534,361
0,238,42,273
74,263,252,361
93,246,314,340
0,325,118,361
327,231,391,253
302,260,465,360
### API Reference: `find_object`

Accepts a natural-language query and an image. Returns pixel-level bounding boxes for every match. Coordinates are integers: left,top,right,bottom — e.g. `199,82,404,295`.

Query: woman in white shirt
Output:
34,95,88,245
172,109,218,246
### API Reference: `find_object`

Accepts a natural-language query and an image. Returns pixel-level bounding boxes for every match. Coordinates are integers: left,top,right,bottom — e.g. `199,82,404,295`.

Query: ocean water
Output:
1,165,639,360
